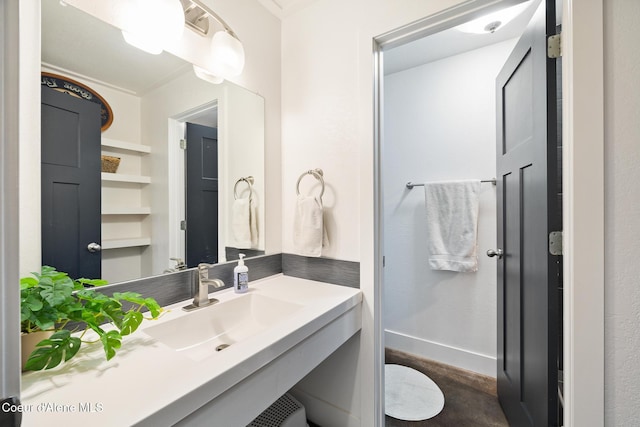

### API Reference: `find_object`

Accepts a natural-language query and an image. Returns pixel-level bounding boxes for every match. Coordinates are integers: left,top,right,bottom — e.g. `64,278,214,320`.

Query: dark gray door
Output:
495,1,559,426
41,86,102,279
185,123,218,267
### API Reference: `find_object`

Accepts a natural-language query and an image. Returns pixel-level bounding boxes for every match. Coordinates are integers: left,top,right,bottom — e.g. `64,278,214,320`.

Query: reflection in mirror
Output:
41,0,265,284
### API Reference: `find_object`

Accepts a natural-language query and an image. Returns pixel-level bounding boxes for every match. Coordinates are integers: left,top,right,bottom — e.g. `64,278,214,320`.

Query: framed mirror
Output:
41,0,266,284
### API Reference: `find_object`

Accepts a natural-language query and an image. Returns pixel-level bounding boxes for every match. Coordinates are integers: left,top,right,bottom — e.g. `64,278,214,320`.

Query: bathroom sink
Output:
143,293,303,361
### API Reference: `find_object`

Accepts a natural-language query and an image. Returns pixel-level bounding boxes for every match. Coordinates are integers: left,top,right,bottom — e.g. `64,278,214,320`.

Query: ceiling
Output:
383,1,538,75
42,0,192,95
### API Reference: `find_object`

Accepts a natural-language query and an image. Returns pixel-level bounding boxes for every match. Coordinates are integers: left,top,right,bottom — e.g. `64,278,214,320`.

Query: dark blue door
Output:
41,86,102,279
495,1,560,425
185,123,218,267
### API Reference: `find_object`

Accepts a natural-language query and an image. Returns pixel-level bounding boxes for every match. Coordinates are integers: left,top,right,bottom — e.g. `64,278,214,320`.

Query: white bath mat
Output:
385,364,445,421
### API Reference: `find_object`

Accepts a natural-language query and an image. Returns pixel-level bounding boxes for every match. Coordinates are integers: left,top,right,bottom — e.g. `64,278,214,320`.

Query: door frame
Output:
167,101,220,270
0,0,22,408
372,0,604,426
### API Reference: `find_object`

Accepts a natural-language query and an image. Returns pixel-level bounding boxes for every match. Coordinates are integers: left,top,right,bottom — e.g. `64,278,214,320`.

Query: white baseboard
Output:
385,329,496,377
289,388,361,427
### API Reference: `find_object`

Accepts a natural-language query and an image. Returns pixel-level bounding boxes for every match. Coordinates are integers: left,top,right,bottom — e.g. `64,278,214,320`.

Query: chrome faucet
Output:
182,263,225,312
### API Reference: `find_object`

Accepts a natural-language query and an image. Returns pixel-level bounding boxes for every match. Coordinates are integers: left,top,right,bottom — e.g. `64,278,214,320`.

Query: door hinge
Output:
549,231,563,256
547,34,562,58
383,256,386,267
180,220,186,231
180,139,187,150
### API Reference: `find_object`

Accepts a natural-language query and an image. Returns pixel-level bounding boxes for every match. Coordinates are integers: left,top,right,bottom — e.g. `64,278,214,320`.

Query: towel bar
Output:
296,169,325,200
234,176,254,200
406,178,497,189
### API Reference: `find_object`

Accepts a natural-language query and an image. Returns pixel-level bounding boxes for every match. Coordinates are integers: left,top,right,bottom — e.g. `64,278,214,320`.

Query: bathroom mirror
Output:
41,0,266,284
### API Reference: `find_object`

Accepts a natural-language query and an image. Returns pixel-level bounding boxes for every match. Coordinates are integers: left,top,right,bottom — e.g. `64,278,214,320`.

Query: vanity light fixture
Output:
120,0,185,55
455,0,531,34
182,0,245,79
209,30,245,77
193,65,224,84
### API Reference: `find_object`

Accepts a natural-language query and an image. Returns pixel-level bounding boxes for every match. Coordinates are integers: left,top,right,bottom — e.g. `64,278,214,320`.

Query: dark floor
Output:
385,348,508,427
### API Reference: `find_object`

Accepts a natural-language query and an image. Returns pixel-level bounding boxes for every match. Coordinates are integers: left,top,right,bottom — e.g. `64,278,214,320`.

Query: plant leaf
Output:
120,311,143,336
39,275,74,306
20,294,43,322
23,330,81,371
32,306,59,332
76,278,109,288
112,292,146,306
112,292,163,319
101,330,122,360
20,277,39,289
100,299,125,328
144,298,162,318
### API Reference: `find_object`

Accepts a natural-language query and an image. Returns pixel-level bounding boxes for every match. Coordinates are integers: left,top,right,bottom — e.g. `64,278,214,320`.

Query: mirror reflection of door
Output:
185,122,219,267
41,86,102,279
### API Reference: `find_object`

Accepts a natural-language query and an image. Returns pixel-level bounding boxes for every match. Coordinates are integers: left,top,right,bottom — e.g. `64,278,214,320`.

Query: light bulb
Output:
120,0,184,55
456,1,531,34
209,31,245,78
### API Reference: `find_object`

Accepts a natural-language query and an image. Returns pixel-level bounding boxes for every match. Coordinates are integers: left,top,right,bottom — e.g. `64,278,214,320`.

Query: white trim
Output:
372,38,385,427
168,119,187,271
167,101,219,269
562,1,604,425
385,330,497,377
0,0,22,402
41,62,138,96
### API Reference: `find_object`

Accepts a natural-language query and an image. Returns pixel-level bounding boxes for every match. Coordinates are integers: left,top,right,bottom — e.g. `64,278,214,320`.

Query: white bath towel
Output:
232,198,258,249
424,180,481,272
293,195,326,257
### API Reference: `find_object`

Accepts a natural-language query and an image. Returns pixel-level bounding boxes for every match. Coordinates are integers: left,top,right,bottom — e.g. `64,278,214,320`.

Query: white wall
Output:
141,71,222,275
201,0,283,257
224,83,266,253
603,0,640,425
141,73,265,273
383,39,517,377
281,0,476,424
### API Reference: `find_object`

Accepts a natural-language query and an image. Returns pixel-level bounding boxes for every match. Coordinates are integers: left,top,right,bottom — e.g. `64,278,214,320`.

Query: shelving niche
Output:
101,137,151,252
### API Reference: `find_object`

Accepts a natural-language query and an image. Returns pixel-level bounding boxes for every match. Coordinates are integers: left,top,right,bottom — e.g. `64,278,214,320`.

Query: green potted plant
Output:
20,266,162,371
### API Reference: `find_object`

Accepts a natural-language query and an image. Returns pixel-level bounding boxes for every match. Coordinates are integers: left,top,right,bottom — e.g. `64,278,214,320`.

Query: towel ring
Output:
296,169,325,200
234,176,254,200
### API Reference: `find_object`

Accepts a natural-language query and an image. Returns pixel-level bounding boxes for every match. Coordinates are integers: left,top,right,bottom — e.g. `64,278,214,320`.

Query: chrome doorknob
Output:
87,242,102,253
486,249,503,259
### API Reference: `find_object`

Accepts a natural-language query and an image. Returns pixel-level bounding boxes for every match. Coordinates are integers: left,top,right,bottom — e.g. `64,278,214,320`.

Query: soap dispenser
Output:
233,254,249,293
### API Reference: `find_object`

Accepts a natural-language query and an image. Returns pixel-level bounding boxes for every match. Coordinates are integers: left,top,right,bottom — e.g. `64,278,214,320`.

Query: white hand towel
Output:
249,199,258,248
232,198,252,249
424,180,481,272
293,195,325,257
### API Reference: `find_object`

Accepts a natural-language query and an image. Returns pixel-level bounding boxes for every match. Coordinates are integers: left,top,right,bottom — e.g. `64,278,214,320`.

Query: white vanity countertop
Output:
19,274,362,426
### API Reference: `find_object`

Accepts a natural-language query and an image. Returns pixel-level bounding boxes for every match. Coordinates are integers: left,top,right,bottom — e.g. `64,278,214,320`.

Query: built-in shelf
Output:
101,172,151,184
102,207,151,215
102,237,151,250
100,138,151,257
101,138,151,154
